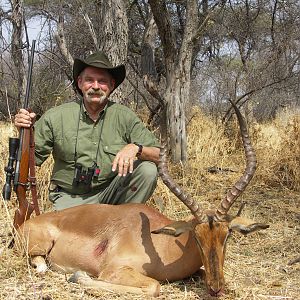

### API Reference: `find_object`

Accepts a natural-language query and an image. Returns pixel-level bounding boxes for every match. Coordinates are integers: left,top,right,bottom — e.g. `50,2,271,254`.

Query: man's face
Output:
77,67,115,106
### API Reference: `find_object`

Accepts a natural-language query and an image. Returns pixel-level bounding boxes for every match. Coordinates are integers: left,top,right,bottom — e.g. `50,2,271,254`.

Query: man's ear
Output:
110,78,115,90
77,76,82,90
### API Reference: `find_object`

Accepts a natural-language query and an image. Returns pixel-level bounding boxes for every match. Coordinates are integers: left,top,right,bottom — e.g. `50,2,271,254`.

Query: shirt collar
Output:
80,99,109,121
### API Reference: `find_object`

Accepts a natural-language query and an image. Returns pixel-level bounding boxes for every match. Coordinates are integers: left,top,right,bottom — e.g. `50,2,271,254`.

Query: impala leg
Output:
102,265,161,296
69,266,160,297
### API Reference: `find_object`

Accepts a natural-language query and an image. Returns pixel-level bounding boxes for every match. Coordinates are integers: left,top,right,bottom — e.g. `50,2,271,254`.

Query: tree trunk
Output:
97,0,128,102
97,0,128,65
165,59,192,161
55,14,74,74
149,0,197,162
141,15,157,79
166,82,187,162
11,0,25,107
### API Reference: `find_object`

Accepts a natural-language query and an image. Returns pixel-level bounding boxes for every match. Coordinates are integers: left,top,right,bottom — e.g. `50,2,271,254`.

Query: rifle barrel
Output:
24,39,36,109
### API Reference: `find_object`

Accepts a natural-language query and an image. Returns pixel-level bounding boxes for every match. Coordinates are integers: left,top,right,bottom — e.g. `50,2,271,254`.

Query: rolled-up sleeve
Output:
127,113,160,147
34,113,54,166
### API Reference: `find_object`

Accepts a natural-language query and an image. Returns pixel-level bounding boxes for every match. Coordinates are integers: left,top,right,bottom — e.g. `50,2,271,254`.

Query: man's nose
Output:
91,81,100,89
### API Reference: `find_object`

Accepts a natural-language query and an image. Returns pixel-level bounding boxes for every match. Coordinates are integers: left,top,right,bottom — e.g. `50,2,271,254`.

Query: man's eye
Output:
98,80,108,84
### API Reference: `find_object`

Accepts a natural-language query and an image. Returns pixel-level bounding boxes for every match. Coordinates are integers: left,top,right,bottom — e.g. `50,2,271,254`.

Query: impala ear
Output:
229,216,269,235
151,220,194,237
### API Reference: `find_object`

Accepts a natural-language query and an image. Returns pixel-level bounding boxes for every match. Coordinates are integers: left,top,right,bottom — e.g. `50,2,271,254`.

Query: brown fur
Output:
16,203,268,297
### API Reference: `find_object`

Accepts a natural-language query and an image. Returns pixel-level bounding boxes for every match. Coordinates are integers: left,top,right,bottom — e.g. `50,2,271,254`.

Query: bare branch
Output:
77,3,99,50
192,1,224,43
148,0,177,69
53,15,74,71
142,74,164,106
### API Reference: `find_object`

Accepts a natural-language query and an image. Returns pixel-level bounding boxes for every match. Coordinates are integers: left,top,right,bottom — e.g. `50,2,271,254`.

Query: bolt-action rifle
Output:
2,40,40,229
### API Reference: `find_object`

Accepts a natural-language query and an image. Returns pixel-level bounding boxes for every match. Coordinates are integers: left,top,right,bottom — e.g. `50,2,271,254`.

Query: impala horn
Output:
215,100,257,221
158,144,206,223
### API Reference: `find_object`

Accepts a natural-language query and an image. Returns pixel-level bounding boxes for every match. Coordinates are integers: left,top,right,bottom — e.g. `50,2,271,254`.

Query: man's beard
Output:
84,88,107,104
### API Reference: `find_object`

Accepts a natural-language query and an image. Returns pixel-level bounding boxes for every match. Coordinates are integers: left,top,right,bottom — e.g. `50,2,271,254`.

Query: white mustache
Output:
87,91,106,96
87,89,106,97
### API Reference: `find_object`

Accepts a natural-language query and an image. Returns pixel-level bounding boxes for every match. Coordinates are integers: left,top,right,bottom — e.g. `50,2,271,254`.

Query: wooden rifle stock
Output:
13,126,40,228
12,40,40,228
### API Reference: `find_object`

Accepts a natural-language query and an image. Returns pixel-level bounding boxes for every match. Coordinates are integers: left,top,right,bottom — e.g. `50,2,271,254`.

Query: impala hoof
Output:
68,271,90,284
68,271,82,283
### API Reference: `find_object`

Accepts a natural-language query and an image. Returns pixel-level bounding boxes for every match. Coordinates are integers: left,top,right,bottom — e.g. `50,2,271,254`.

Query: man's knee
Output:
122,161,158,204
134,161,158,182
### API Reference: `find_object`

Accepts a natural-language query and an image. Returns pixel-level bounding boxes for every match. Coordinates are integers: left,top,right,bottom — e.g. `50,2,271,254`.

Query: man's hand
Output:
112,144,139,177
14,108,36,129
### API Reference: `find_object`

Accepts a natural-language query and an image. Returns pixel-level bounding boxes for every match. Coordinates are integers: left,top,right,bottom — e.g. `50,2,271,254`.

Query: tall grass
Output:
185,107,300,192
1,107,299,214
252,109,300,190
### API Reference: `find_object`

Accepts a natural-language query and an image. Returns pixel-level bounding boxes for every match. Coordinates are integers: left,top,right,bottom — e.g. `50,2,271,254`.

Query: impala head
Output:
153,101,269,297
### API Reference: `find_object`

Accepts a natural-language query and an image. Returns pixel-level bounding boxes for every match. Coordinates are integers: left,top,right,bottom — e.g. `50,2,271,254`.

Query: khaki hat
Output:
73,51,126,96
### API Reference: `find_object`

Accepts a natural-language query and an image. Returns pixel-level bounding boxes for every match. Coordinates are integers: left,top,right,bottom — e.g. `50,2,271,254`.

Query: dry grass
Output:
254,110,300,191
0,108,299,300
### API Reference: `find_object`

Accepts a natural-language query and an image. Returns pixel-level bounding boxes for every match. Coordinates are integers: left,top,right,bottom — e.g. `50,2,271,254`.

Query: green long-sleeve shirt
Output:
35,99,160,194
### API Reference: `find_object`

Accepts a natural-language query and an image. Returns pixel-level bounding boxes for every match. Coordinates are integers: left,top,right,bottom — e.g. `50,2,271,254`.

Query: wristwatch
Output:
134,142,143,158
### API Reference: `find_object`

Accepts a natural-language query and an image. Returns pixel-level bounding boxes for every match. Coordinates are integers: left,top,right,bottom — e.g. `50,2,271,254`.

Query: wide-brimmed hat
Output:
73,51,126,96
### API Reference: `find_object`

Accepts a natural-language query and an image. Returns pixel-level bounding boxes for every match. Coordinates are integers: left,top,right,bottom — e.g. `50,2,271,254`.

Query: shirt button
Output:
94,142,97,145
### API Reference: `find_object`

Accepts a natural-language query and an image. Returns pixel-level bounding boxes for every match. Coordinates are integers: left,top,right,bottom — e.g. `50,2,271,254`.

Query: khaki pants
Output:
49,161,158,210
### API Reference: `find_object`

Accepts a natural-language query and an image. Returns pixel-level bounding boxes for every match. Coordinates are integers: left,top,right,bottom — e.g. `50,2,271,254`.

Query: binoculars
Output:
72,163,100,187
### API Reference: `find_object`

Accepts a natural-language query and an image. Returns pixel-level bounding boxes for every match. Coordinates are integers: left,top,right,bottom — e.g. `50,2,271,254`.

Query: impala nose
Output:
208,287,224,297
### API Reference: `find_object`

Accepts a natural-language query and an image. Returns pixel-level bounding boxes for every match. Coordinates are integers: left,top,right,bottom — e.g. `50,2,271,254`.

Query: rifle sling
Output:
29,127,40,216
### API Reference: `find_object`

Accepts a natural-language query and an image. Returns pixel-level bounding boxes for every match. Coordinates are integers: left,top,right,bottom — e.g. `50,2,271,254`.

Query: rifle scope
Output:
2,137,20,200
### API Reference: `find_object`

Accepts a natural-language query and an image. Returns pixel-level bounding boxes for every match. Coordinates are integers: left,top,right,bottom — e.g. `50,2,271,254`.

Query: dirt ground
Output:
0,184,299,300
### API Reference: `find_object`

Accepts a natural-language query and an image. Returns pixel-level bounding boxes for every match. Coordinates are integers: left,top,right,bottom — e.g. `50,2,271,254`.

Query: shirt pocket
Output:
54,137,76,163
102,143,126,160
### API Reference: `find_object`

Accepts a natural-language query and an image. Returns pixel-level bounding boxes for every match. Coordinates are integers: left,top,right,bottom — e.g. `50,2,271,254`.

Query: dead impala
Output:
16,102,269,297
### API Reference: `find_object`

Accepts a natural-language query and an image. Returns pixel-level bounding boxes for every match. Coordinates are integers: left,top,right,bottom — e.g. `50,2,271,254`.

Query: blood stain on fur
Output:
94,239,108,256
